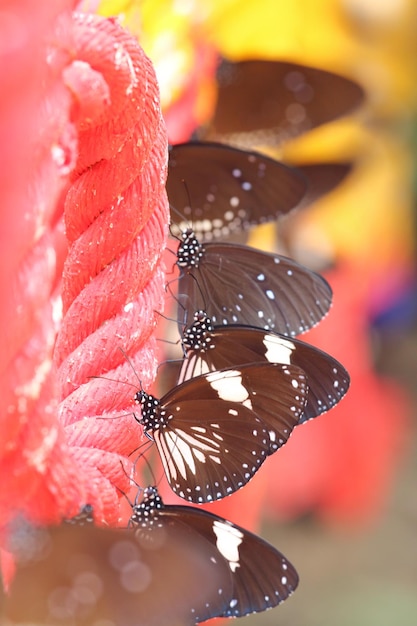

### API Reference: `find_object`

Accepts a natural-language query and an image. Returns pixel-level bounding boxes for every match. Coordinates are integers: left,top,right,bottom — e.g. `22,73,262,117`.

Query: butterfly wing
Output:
168,142,307,240
295,162,354,210
203,59,364,148
213,363,308,451
154,393,270,503
177,241,332,336
4,520,233,626
160,504,299,618
179,325,350,421
154,363,307,503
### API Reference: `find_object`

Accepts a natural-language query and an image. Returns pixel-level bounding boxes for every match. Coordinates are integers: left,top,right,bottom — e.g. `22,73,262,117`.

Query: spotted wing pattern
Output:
131,486,299,619
177,234,332,337
203,59,364,148
136,363,307,502
179,315,350,422
168,141,307,240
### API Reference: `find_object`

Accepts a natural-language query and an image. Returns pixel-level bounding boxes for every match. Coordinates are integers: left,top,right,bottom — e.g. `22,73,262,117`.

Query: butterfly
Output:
63,503,95,525
135,362,308,503
200,58,365,148
167,141,307,240
295,162,354,210
4,488,298,625
275,162,355,260
4,514,233,626
129,485,299,620
179,311,350,423
175,228,333,337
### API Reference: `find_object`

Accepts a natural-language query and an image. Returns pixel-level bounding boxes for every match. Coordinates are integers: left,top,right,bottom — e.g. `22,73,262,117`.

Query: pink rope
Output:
0,6,168,541
55,13,169,518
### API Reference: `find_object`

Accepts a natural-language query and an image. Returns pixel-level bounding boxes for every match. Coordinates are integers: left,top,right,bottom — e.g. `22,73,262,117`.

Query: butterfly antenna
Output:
128,439,154,465
135,446,159,487
117,346,144,391
167,243,209,326
121,451,165,509
116,461,136,508
170,200,187,224
89,374,139,392
89,346,148,393
95,407,136,422
185,272,209,317
89,368,139,422
166,245,178,262
117,458,165,523
168,219,183,244
139,455,167,496
168,202,190,243
155,308,183,325
156,356,184,372
127,435,167,496
169,184,193,228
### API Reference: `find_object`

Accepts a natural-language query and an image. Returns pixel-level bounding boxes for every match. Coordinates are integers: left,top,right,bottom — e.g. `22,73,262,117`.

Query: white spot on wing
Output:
263,336,295,364
206,371,252,408
213,520,243,573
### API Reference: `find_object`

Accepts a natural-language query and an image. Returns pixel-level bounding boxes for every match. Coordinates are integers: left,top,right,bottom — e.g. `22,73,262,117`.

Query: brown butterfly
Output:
199,59,365,148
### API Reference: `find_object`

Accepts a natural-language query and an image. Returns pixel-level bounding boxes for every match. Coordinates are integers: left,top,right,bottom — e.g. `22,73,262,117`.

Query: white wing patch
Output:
206,370,252,409
183,354,211,379
263,336,295,364
156,427,222,484
213,520,244,573
157,431,192,480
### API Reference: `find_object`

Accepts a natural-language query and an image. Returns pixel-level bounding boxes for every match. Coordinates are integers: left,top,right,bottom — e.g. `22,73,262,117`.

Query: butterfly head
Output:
183,310,214,351
134,391,170,431
177,228,204,269
64,504,94,526
130,485,164,528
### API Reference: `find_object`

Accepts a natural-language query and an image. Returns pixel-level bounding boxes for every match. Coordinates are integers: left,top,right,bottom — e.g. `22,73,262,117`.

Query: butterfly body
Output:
137,391,173,432
134,363,307,502
64,503,95,525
